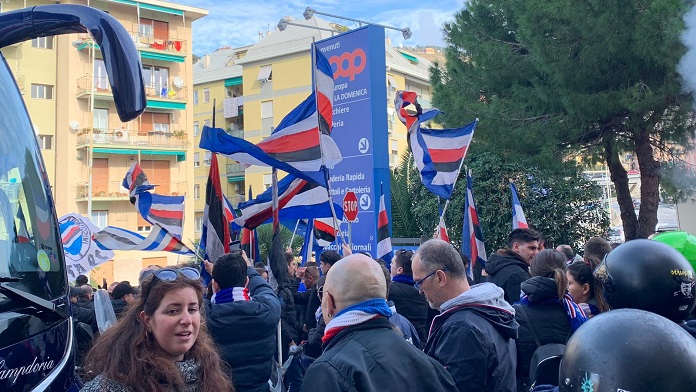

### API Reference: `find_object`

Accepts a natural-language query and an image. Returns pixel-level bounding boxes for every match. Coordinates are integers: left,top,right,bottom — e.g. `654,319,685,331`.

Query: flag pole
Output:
311,38,347,247
288,219,300,249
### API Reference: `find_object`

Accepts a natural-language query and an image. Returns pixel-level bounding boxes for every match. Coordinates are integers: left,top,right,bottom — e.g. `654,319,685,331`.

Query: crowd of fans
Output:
70,227,696,391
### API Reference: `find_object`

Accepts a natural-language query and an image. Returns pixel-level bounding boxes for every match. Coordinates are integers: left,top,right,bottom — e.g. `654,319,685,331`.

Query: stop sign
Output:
343,192,359,222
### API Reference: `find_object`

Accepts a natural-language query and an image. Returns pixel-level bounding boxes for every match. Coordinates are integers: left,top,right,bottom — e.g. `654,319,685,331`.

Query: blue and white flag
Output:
461,170,487,280
94,224,194,255
510,181,529,230
134,192,185,239
395,90,477,199
233,174,342,230
199,48,341,186
59,213,114,282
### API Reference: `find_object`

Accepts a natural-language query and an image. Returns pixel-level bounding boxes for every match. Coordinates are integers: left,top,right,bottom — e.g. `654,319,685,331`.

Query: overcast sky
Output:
173,0,465,55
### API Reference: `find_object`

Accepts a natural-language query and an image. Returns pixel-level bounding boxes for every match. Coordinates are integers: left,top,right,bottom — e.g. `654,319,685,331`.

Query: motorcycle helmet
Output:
593,239,696,321
560,309,696,391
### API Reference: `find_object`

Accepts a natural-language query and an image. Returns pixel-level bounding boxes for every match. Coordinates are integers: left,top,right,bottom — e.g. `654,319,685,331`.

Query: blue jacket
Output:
388,301,421,349
206,267,281,392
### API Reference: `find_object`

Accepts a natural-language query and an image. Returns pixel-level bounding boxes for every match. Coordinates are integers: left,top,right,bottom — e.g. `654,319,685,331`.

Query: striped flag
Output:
94,224,194,255
314,217,339,248
201,153,230,263
510,181,529,229
199,47,340,186
436,216,450,243
232,174,342,230
16,204,30,243
461,170,487,280
395,90,477,199
134,192,185,239
122,162,155,198
58,213,114,282
376,186,393,264
241,186,261,264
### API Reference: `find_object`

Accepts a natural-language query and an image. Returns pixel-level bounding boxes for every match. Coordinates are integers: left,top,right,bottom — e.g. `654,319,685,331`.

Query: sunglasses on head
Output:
141,267,201,301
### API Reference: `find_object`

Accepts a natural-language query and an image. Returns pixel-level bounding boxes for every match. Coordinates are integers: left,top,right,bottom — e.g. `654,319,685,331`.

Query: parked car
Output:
607,226,625,244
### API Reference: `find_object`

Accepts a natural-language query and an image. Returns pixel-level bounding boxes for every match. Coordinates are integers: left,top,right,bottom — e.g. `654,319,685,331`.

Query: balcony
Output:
76,129,189,150
15,75,25,95
130,32,187,55
75,181,188,201
77,76,188,104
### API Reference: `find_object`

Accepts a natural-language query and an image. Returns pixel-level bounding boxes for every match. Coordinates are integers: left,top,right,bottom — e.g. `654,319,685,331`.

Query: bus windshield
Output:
0,54,65,307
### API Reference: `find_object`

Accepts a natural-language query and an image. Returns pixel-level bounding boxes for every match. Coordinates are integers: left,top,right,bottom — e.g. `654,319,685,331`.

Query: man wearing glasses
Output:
388,249,429,345
413,239,519,392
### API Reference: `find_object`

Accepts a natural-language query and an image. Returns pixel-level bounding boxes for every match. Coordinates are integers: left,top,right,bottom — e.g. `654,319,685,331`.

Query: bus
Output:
0,5,145,390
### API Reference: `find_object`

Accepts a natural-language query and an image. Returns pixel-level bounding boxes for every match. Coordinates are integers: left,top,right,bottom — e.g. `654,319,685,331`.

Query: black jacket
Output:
278,280,299,361
513,277,571,391
206,267,281,392
425,286,518,392
388,279,429,344
301,317,457,392
302,313,326,359
485,249,531,304
111,299,127,319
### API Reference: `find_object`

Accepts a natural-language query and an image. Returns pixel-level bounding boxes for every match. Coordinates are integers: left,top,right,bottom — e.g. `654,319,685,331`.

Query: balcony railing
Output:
145,84,187,101
15,75,25,94
226,163,245,176
73,33,187,54
75,181,188,199
226,129,244,139
76,129,188,149
77,76,187,101
130,32,187,54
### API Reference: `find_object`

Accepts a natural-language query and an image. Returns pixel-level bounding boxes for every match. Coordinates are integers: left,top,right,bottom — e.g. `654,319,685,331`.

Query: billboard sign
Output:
316,25,390,257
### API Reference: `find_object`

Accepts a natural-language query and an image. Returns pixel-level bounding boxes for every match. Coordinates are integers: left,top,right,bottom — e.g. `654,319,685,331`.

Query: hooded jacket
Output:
301,317,458,392
425,283,518,392
485,249,531,304
513,277,572,391
206,267,281,392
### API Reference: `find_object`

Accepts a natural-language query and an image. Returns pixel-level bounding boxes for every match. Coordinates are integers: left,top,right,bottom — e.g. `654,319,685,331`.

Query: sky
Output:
172,0,466,56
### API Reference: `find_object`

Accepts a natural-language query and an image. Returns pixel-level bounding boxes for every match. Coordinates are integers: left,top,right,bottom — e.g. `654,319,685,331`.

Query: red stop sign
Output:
343,192,359,222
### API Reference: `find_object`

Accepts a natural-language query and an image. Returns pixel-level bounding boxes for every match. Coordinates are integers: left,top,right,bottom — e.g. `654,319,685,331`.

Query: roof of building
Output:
193,46,251,85
236,16,338,65
385,45,434,83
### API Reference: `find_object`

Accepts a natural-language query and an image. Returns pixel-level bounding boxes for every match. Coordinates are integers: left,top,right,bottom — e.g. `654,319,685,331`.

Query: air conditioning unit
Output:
114,129,129,142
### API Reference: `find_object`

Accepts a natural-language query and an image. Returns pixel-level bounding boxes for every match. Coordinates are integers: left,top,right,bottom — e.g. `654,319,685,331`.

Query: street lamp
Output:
303,6,412,40
277,18,338,35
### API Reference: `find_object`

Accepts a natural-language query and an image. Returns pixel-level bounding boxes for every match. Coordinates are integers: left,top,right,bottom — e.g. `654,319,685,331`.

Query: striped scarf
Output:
322,298,392,344
518,293,588,332
211,287,250,304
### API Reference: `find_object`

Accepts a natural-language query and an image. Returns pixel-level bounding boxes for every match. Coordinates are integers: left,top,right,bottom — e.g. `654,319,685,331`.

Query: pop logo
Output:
330,49,366,81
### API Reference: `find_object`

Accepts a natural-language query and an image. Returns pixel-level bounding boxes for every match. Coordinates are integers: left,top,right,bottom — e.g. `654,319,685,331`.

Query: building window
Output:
204,151,212,166
203,89,210,103
193,121,199,137
257,65,272,82
193,90,199,105
195,217,203,233
194,184,200,200
261,100,273,119
194,152,200,167
91,210,108,231
204,119,210,127
142,65,169,92
31,84,53,99
263,174,272,190
94,108,109,131
31,37,53,49
38,135,53,150
138,225,152,233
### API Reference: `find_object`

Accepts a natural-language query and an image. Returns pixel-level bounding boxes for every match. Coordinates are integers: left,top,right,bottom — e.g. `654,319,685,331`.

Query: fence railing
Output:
75,181,188,199
76,129,188,149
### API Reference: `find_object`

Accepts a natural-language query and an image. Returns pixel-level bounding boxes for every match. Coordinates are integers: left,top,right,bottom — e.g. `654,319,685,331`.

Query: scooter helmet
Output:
593,239,696,321
560,309,696,391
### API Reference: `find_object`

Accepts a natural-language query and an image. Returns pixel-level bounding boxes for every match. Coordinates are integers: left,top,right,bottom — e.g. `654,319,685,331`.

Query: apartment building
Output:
192,16,435,198
0,0,207,284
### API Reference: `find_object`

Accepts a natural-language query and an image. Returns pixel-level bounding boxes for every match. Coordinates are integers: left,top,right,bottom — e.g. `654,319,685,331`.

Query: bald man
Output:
301,254,457,392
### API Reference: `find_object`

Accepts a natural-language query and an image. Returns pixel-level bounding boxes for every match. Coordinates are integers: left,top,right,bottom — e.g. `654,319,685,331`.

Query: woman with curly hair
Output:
81,267,233,392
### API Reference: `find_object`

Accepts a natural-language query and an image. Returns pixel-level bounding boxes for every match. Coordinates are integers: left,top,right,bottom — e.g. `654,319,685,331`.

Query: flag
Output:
232,174,342,230
376,186,392,264
510,181,529,229
201,153,230,264
241,186,261,264
122,162,155,198
461,170,487,280
94,224,194,255
199,48,341,186
134,192,185,239
395,90,477,199
15,204,30,243
300,219,315,266
299,217,339,265
436,216,450,243
58,213,114,282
